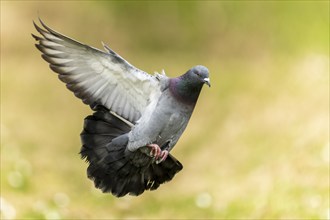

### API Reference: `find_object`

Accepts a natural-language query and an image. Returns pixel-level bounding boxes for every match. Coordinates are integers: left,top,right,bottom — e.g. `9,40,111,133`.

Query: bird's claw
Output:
146,144,169,164
156,150,169,164
147,144,161,158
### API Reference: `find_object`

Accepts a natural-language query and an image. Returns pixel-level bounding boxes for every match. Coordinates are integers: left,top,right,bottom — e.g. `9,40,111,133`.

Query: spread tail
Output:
80,106,183,197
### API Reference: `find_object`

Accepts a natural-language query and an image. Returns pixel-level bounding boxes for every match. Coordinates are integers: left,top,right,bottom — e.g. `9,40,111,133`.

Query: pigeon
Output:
32,19,210,197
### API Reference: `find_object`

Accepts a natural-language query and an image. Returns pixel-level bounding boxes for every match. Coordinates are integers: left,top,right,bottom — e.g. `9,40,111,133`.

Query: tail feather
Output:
144,155,183,190
80,106,183,197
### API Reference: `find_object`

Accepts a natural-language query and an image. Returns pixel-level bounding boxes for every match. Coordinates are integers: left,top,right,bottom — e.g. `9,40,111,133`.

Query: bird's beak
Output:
203,78,211,87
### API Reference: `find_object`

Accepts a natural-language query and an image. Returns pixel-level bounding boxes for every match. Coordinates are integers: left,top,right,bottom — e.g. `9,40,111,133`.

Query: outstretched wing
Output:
32,19,162,123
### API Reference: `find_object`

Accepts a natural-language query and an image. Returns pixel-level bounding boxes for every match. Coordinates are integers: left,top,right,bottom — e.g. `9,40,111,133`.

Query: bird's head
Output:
170,65,210,105
186,65,211,87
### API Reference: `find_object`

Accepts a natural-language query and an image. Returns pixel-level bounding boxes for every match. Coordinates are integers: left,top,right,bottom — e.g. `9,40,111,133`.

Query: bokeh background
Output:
1,1,329,219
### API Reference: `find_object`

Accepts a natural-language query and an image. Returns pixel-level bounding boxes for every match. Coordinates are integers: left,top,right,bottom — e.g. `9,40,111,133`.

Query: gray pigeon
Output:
32,19,210,197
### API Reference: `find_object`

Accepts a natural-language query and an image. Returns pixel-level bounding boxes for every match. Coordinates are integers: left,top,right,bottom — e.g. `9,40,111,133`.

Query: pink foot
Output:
147,144,162,159
146,144,169,164
156,150,169,164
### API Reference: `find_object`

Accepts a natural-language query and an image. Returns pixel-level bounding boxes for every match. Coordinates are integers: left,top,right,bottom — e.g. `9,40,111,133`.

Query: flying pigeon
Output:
32,19,210,197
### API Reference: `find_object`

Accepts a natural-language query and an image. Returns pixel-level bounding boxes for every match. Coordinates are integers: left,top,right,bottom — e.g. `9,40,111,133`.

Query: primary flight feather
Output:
32,19,210,197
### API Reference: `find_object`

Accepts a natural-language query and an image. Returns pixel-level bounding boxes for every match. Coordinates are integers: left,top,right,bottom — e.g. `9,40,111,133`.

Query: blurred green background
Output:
1,1,329,219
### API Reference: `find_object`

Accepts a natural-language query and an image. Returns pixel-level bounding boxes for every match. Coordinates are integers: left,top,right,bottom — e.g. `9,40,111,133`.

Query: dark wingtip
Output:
33,19,47,36
38,17,47,29
34,43,42,52
38,17,61,37
33,19,39,30
38,17,52,33
31,33,41,41
32,20,39,35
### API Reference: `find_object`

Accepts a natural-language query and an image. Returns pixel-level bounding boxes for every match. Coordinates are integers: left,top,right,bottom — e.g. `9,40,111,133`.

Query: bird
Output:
32,19,210,197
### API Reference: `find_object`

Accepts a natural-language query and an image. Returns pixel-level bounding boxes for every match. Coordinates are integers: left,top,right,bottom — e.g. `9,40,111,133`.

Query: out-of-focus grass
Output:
1,1,329,219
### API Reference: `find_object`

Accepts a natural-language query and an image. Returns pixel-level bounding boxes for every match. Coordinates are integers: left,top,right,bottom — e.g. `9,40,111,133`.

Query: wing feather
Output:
33,19,163,123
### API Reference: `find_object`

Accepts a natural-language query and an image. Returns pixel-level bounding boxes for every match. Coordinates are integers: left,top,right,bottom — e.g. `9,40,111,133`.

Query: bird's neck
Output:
169,77,202,106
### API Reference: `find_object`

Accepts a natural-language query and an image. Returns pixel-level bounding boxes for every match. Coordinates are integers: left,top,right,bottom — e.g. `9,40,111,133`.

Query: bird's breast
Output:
127,88,194,152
